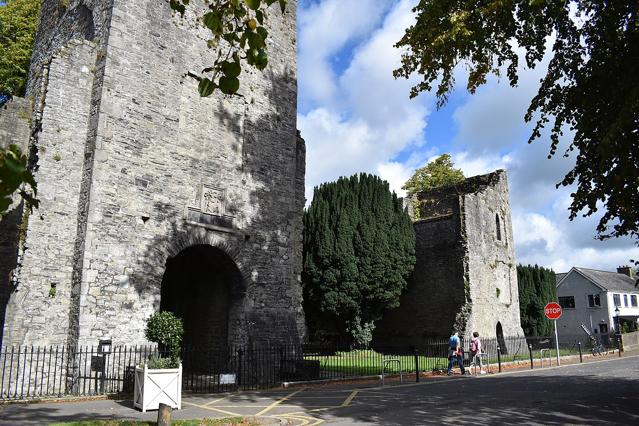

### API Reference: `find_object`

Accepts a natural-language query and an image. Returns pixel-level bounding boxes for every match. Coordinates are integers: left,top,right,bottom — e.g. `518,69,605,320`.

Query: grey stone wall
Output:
0,97,31,151
2,0,305,348
374,170,525,345
462,171,525,341
2,40,98,345
373,205,466,344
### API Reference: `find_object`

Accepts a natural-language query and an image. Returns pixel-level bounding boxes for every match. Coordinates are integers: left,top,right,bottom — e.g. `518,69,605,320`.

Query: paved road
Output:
1,355,638,425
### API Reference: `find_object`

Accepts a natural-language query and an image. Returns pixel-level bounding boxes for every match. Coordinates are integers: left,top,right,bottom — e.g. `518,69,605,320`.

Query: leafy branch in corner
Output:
168,0,287,97
0,144,39,216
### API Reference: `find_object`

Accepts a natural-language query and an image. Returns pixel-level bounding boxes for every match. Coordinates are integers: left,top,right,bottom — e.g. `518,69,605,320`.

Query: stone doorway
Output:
160,244,243,364
496,321,508,354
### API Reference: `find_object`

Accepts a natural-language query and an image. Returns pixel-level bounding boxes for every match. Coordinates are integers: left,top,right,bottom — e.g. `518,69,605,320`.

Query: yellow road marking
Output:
341,390,359,407
204,396,227,406
182,400,241,417
255,388,305,416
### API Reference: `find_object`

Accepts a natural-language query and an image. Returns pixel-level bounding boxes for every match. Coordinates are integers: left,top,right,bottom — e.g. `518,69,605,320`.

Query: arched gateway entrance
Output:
160,244,243,360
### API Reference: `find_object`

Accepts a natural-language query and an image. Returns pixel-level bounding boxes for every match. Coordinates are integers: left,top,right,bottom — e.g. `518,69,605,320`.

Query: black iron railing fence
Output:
0,334,613,400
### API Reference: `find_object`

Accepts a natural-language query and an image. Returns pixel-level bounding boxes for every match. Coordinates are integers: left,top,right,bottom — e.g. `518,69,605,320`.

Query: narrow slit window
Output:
496,214,502,241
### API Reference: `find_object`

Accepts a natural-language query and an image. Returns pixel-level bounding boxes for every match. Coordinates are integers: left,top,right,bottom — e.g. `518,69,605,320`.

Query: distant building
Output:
556,267,639,338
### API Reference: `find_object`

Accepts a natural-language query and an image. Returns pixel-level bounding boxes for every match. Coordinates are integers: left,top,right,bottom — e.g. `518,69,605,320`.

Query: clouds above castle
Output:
297,0,639,272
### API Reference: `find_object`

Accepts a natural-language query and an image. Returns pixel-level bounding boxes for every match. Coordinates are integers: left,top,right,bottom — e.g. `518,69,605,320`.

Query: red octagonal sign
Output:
545,302,562,320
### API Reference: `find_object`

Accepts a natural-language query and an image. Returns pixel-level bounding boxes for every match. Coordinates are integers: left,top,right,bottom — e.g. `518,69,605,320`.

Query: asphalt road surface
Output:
1,355,637,425
317,355,639,425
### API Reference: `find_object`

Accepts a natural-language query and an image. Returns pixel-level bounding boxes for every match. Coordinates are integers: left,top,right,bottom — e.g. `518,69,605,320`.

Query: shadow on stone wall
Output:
121,69,303,350
0,204,23,344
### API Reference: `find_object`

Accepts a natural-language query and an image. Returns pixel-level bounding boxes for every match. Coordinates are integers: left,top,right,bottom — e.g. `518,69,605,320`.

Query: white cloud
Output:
298,0,391,109
298,0,428,203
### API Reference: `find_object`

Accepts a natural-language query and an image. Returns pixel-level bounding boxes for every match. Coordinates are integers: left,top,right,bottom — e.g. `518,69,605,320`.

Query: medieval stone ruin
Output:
0,1,524,354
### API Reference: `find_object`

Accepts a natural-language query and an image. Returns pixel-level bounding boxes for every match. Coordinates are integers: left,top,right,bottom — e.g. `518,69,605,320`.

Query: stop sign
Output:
544,302,562,320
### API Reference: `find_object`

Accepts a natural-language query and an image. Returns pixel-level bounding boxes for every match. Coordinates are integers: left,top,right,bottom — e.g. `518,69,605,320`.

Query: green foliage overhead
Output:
395,0,639,241
0,0,40,96
517,264,557,337
402,154,465,196
302,173,416,347
0,144,38,216
168,0,287,97
145,311,184,368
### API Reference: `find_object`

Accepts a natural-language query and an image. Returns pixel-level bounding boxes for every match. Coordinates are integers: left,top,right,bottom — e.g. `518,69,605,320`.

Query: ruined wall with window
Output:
374,170,525,345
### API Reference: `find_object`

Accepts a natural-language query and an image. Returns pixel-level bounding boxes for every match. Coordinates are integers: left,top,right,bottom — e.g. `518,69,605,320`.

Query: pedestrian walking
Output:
470,331,485,374
447,331,466,376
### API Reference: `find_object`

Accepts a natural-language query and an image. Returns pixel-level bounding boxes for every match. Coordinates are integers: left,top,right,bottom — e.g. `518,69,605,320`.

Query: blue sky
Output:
296,0,639,272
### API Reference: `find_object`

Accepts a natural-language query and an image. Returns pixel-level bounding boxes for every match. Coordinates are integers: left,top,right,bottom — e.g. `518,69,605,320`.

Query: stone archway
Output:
160,244,244,364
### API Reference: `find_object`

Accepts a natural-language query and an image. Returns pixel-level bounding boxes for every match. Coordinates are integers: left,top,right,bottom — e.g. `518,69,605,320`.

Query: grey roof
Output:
555,273,567,286
573,267,639,293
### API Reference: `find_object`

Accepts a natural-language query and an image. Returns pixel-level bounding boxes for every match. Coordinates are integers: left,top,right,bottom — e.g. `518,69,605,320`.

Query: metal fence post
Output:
414,348,420,383
237,349,243,388
528,344,533,370
578,341,583,363
497,345,502,373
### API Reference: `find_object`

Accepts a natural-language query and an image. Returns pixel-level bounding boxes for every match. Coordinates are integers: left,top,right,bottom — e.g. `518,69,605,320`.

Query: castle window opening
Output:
495,214,502,241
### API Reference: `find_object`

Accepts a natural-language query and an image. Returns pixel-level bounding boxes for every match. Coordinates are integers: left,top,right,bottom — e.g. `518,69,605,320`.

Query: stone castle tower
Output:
0,0,305,350
374,170,525,345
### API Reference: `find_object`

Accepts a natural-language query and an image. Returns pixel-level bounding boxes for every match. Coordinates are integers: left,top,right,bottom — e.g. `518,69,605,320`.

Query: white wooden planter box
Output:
133,364,182,412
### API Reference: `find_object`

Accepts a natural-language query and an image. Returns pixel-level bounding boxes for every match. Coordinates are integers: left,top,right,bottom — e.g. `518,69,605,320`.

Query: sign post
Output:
544,302,563,366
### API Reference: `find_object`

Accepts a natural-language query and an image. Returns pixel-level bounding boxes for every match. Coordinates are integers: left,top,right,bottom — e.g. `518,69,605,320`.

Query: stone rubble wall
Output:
2,40,98,346
463,171,525,341
2,0,305,348
373,170,526,346
0,98,31,151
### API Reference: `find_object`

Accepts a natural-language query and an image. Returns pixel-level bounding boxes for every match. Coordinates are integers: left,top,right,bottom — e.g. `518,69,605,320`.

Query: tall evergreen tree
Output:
303,174,416,346
517,264,557,336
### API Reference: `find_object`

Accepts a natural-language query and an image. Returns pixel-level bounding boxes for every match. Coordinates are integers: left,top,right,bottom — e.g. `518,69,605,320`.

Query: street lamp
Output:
614,306,622,357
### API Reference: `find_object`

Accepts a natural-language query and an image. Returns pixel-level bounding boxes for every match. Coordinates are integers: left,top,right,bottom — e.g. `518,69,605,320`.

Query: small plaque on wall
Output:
186,184,236,233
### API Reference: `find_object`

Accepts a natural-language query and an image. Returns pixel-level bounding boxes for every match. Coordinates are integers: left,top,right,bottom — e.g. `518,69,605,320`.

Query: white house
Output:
556,267,639,339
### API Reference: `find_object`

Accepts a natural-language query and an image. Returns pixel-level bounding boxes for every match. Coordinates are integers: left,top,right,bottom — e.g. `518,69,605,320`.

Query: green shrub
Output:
145,311,184,368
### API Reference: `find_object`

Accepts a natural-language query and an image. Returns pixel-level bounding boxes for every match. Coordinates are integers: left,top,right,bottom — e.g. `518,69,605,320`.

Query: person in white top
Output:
470,332,485,374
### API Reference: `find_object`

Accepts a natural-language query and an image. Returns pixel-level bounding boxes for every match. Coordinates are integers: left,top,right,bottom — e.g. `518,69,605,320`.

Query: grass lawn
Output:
50,418,257,426
304,350,449,376
303,347,585,376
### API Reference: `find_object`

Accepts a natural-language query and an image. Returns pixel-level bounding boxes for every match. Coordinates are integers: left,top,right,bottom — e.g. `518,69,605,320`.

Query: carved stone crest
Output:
202,186,224,216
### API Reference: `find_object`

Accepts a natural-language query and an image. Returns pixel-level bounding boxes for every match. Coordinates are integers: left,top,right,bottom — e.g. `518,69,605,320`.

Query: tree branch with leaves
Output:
395,0,639,240
168,0,287,96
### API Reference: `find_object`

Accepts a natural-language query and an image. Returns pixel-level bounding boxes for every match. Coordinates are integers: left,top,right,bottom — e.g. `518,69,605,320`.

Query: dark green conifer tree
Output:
517,264,557,336
303,174,416,346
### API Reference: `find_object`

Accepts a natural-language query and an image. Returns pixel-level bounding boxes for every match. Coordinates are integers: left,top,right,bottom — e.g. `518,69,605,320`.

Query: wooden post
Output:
158,403,172,426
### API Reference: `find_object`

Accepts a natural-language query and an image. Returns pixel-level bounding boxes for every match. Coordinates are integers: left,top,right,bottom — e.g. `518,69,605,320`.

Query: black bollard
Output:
578,341,583,363
497,346,502,373
617,334,622,357
414,348,420,383
528,344,534,370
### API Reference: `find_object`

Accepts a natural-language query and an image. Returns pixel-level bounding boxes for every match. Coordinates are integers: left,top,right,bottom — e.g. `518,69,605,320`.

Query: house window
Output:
587,294,601,308
631,295,637,307
558,296,575,309
599,324,608,334
495,214,502,241
613,294,621,307
624,294,629,307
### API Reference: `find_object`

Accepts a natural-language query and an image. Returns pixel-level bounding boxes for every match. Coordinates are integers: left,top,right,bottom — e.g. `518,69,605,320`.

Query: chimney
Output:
617,266,636,279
